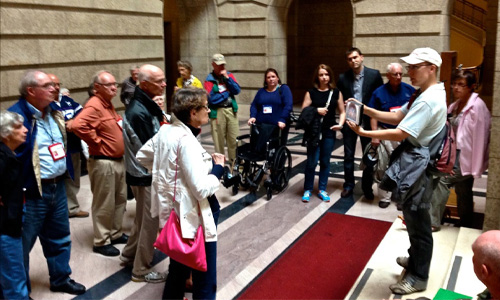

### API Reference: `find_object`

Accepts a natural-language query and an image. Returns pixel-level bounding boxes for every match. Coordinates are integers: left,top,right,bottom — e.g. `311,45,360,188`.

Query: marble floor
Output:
26,117,488,300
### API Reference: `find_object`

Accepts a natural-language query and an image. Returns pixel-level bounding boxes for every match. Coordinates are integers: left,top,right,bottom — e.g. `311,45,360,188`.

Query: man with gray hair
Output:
121,64,167,282
72,70,128,257
120,65,140,107
472,230,500,300
366,63,415,208
8,70,86,295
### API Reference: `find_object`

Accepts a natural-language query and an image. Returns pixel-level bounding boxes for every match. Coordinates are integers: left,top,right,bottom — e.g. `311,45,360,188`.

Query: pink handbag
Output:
154,209,207,271
153,136,207,272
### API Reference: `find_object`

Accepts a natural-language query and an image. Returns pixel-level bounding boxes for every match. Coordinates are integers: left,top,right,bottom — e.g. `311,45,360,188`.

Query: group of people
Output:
0,46,494,300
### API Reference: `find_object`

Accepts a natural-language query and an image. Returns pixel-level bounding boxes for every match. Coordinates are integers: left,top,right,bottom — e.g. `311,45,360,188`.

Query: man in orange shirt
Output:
72,70,128,257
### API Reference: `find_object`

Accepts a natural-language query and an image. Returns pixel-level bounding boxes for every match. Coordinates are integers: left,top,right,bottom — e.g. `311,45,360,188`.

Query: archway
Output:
286,0,353,104
163,0,218,111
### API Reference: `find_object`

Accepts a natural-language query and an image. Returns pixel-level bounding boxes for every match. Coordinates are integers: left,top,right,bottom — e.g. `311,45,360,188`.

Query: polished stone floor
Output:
26,118,488,300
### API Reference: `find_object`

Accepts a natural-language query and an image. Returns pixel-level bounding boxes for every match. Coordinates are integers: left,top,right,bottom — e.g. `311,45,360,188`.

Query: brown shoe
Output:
69,211,89,218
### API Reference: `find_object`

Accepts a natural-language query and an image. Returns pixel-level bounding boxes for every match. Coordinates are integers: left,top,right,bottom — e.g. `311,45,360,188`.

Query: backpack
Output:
428,120,457,175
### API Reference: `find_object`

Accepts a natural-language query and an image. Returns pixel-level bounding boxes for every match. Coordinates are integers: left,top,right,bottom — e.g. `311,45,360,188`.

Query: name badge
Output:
389,106,402,112
117,116,123,130
48,143,66,161
263,106,272,114
218,84,227,93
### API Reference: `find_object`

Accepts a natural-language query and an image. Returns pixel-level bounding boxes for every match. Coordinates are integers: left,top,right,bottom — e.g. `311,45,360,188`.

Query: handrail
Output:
452,0,487,30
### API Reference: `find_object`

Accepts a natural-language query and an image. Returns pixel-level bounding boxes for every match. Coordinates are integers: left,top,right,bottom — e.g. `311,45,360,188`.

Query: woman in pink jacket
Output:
430,70,491,230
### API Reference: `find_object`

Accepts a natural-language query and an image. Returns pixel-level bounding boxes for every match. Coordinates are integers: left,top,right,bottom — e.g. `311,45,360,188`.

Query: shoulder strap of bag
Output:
172,134,188,203
325,89,334,108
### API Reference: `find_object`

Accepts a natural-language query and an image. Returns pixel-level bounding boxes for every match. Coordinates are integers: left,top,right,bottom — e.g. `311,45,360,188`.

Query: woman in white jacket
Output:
136,88,225,300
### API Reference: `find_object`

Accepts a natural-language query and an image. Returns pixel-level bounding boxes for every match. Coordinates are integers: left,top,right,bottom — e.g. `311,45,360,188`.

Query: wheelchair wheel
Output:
266,186,273,200
232,182,239,196
271,146,292,192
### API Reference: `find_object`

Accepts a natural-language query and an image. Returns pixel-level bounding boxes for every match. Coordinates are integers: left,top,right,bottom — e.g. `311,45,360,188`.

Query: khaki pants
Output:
88,158,127,246
66,152,81,214
210,107,239,162
121,186,158,275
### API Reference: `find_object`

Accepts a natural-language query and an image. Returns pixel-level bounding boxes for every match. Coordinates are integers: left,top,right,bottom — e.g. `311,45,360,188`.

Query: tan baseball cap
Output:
212,53,226,65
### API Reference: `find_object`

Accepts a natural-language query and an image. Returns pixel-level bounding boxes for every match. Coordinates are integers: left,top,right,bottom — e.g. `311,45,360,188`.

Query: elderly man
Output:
121,65,139,107
366,63,415,208
72,70,128,257
121,64,167,283
472,230,500,300
337,47,384,199
347,47,447,294
47,73,89,218
204,53,241,163
8,70,86,295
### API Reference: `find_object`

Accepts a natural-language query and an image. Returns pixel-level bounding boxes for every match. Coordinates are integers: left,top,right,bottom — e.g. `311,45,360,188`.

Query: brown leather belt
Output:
40,174,65,184
89,155,123,161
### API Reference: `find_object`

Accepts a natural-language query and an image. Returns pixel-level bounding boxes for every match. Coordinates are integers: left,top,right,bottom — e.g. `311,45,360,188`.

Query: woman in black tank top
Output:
301,64,345,202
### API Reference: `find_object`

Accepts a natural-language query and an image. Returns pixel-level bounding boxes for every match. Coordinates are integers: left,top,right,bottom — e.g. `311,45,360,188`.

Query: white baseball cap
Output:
400,47,442,67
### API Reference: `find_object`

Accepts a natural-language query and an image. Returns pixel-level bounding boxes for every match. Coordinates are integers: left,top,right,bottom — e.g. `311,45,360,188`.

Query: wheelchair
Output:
226,123,292,200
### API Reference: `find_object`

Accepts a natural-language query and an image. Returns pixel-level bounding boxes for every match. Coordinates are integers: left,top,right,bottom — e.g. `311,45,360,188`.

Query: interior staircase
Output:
345,218,485,300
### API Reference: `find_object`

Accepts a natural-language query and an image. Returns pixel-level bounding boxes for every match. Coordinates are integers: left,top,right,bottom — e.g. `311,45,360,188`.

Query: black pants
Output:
402,202,433,280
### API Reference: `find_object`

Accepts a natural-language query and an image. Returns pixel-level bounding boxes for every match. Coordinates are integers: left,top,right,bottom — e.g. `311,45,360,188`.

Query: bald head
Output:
138,64,166,98
472,230,500,297
46,73,61,100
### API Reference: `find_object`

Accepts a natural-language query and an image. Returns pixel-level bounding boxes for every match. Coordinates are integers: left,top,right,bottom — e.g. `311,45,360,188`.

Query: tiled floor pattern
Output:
27,120,488,300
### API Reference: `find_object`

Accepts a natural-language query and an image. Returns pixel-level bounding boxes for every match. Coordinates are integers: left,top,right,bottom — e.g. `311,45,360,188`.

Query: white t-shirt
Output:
398,83,447,147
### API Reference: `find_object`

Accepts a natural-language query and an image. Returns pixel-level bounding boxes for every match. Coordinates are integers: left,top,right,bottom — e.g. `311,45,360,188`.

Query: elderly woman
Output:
174,60,203,91
137,88,224,300
0,111,29,300
430,70,491,230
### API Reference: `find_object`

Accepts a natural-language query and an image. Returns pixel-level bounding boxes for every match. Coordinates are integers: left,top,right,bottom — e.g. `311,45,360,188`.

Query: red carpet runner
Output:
238,212,392,300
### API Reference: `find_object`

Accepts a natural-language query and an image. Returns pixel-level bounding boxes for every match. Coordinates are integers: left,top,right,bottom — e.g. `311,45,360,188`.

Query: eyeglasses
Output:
405,64,431,71
34,82,56,89
389,72,403,77
96,82,118,88
451,83,468,88
199,105,210,112
147,79,166,85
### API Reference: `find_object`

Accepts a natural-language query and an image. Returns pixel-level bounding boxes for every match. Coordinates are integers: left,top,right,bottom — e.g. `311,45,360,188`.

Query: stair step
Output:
345,217,471,300
443,227,485,297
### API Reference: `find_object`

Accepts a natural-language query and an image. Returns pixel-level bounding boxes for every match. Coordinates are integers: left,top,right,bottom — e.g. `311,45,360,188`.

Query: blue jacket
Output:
8,98,73,199
204,71,241,118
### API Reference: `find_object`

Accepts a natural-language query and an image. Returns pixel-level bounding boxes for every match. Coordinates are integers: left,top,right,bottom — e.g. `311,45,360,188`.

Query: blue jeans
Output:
0,234,29,300
304,137,336,191
162,210,219,300
23,181,72,291
342,126,372,193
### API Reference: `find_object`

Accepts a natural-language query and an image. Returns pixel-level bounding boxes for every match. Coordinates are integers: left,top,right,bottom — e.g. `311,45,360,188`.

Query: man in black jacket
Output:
337,47,383,199
121,64,167,283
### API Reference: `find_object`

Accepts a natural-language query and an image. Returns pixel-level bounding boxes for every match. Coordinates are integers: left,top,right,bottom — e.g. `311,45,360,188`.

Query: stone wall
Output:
0,0,165,112
484,0,500,231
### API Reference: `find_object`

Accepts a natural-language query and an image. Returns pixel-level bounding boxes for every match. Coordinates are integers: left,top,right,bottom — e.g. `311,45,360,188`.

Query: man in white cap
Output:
204,53,241,163
346,47,447,295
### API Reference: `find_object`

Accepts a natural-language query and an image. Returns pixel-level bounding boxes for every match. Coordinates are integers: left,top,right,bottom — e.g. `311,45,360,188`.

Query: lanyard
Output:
38,116,56,144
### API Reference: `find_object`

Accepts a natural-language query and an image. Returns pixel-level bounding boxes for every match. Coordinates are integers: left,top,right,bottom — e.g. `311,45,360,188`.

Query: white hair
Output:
0,111,24,139
386,63,403,73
